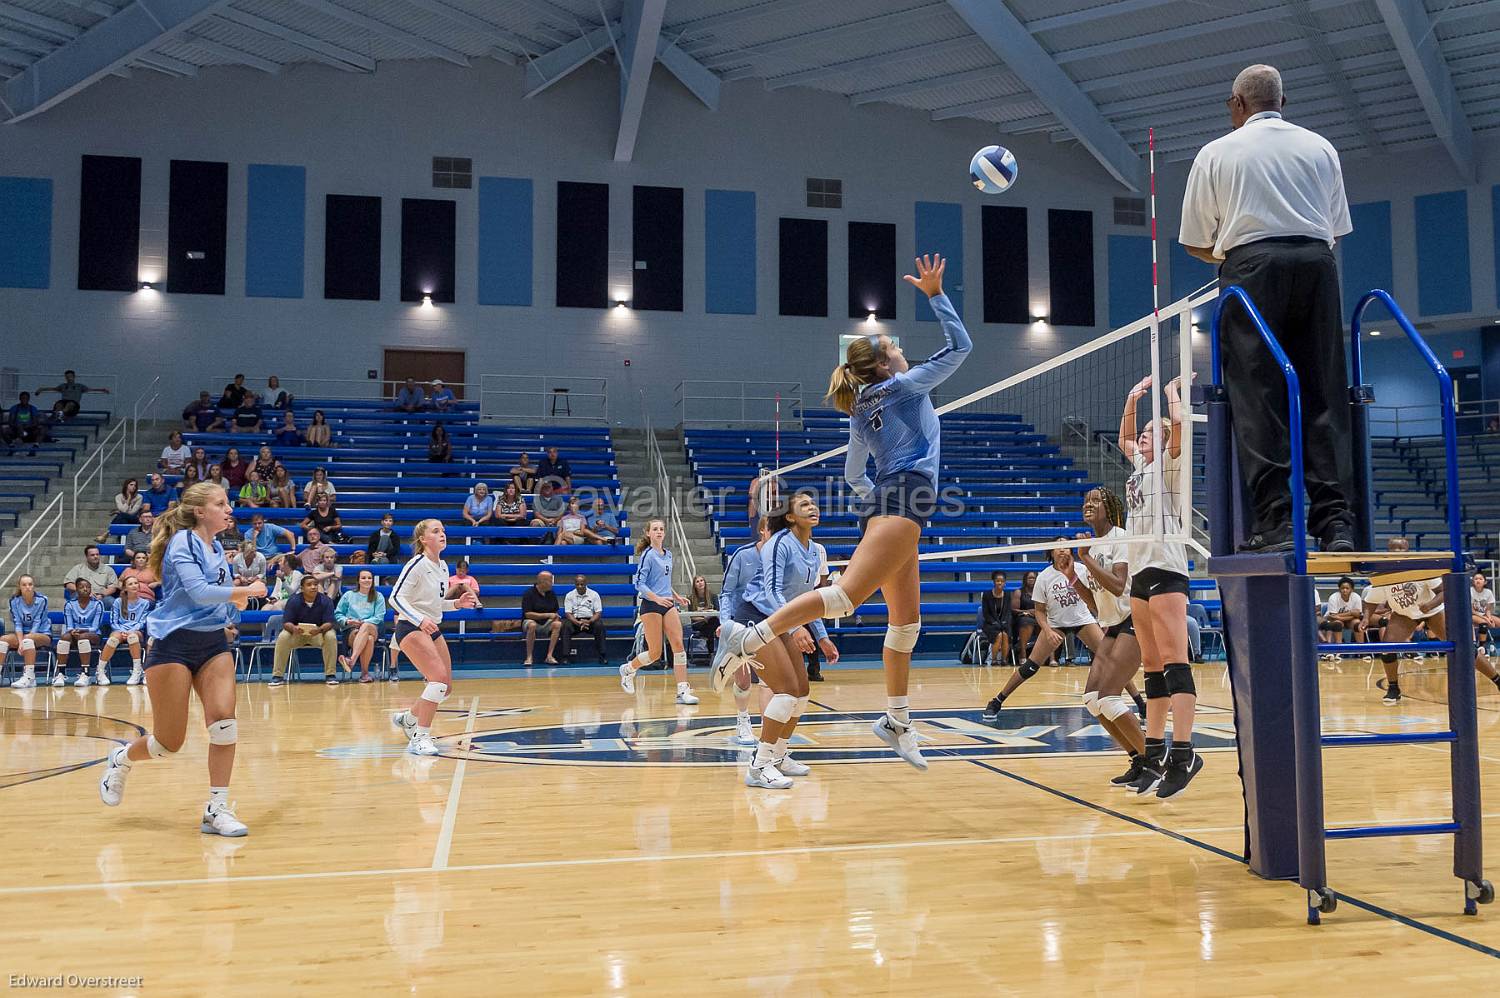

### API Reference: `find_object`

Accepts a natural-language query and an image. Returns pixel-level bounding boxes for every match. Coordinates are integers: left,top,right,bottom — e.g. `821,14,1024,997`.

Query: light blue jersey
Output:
9,593,49,634
147,529,236,639
110,598,151,633
845,293,972,495
64,598,104,633
634,547,673,600
759,529,828,641
720,542,766,624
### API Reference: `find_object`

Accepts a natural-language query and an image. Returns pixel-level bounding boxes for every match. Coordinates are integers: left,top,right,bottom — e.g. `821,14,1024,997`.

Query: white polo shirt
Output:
1179,112,1352,258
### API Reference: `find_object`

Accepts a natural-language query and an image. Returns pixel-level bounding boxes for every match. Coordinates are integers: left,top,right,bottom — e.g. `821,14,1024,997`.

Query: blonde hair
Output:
412,518,444,554
148,482,224,578
826,334,887,414
635,518,666,555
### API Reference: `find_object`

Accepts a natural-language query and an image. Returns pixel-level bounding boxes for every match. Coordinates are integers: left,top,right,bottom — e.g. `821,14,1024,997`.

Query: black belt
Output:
1226,235,1325,253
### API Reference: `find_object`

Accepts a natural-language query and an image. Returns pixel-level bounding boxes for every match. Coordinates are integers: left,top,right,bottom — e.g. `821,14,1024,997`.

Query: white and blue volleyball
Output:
970,145,1018,194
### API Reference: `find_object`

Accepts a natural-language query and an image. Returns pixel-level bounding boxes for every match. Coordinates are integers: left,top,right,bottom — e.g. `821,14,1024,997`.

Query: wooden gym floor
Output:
2,658,1499,996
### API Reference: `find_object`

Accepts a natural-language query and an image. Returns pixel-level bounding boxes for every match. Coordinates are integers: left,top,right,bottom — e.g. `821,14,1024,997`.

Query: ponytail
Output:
825,334,887,414
148,481,223,578
826,364,860,416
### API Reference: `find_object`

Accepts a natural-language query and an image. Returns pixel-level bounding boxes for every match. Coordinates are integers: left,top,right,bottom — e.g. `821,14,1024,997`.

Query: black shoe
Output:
1111,754,1145,787
1239,524,1294,552
1131,761,1165,796
981,696,1005,721
809,670,825,682
1382,684,1402,705
1321,523,1355,553
1156,751,1204,799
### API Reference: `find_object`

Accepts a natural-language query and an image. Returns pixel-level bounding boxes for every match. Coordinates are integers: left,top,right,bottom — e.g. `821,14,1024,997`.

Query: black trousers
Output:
560,619,607,662
1219,238,1353,539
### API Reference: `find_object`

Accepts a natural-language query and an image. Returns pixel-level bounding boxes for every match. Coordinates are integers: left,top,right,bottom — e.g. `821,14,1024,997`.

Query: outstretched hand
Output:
1129,376,1153,400
902,254,945,298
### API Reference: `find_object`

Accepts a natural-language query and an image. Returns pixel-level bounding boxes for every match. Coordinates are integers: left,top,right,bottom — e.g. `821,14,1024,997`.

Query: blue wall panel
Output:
705,189,755,314
1107,234,1152,329
1341,201,1393,321
478,177,533,306
915,201,963,321
1168,239,1215,304
244,164,305,298
0,177,52,289
1414,190,1471,316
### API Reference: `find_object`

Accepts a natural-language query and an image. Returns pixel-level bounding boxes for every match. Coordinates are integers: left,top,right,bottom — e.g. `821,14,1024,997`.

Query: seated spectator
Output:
244,511,297,561
119,551,158,601
262,558,302,609
1317,576,1364,660
270,574,339,687
395,378,425,413
0,574,52,686
101,576,150,684
123,510,155,561
429,379,457,411
97,477,143,543
205,463,228,490
189,446,210,479
463,483,495,529
222,447,249,489
2,391,48,452
296,527,329,573
556,497,602,545
266,375,293,411
560,573,607,665
510,452,536,493
180,463,201,491
182,391,221,431
218,374,248,410
428,424,453,464
335,569,386,683
273,411,302,448
310,546,342,600
305,409,331,449
237,468,271,508
366,512,402,563
1474,571,1500,648
229,539,268,590
587,498,621,544
494,483,528,533
144,472,178,512
37,370,107,421
302,494,346,543
530,480,565,536
216,513,241,548
303,466,337,508
231,393,263,433
688,575,718,657
270,464,297,508
253,445,277,481
450,559,479,597
56,579,106,686
521,570,561,666
538,445,573,492
981,571,1012,666
64,544,120,609
159,430,191,472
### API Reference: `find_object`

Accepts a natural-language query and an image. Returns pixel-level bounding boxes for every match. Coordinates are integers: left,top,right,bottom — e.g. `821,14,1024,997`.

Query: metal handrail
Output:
2,372,121,412
642,403,698,590
674,380,803,429
131,375,160,450
478,375,608,424
0,492,65,591
72,417,129,525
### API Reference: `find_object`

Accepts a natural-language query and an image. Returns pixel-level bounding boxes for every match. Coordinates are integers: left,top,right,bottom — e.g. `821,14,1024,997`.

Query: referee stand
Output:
1202,285,1493,924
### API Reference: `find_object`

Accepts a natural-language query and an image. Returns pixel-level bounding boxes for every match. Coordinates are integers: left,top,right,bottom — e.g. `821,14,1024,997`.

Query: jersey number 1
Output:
869,409,883,432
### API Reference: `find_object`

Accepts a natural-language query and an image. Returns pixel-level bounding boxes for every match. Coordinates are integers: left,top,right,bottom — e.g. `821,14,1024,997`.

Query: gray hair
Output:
1233,64,1283,110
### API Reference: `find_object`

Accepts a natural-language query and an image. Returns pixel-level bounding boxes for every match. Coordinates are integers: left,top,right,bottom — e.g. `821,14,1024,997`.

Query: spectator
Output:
302,494,346,543
237,468,270,508
428,424,453,464
521,570,561,666
296,527,329,573
981,571,1013,666
123,510,155,561
188,446,210,479
231,393,263,434
229,539,268,589
1473,571,1500,649
216,513,241,549
270,574,339,687
36,370,107,421
222,447,248,489
1317,575,1364,660
395,378,425,413
305,409,331,449
273,411,302,448
1012,569,1039,659
1488,416,1500,435
462,482,495,529
335,569,386,683
245,511,297,561
538,445,573,492
205,463,228,490
263,558,302,610
56,579,106,686
587,498,621,544
310,546,342,600
159,430,191,472
182,391,221,431
266,375,292,410
510,452,536,493
270,464,297,508
64,545,120,608
687,575,717,658
530,479,565,537
451,559,480,597
253,445,277,480
494,483,529,533
303,466,336,508
556,496,602,545
97,477,143,543
429,379,457,411
2,391,47,452
144,472,178,512
218,373,248,410
561,573,608,664
101,576,149,686
119,551,158,601
1,574,52,687
365,512,402,563
179,464,200,492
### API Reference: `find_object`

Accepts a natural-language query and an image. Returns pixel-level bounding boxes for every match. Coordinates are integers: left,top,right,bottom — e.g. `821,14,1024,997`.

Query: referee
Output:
1180,64,1355,553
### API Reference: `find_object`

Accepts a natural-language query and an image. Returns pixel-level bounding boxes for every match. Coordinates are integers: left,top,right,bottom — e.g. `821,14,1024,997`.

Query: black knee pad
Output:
1380,654,1397,665
1144,672,1169,699
1163,662,1196,697
1017,660,1041,680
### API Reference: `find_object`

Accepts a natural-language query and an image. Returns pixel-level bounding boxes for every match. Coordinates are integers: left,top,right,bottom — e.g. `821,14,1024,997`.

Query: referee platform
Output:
1204,286,1494,924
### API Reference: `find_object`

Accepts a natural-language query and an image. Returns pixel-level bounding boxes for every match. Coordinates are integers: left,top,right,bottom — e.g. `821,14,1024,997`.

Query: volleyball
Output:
970,144,1018,194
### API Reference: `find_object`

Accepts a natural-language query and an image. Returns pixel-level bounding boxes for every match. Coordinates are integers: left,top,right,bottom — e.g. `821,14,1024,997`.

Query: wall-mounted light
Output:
138,281,156,292
615,300,629,310
1031,314,1048,329
1369,328,1381,336
421,293,434,308
866,311,877,324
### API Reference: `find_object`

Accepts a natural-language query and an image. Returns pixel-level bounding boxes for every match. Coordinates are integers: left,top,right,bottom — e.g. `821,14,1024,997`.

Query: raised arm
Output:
1119,377,1150,460
900,255,973,395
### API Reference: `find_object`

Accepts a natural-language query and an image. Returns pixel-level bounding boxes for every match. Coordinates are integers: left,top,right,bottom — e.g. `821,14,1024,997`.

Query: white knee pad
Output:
19,638,35,652
794,694,809,719
146,735,176,758
56,640,71,657
207,718,238,745
125,631,140,645
420,681,450,705
673,651,687,667
818,585,855,619
77,639,92,656
884,621,921,653
764,692,797,723
1083,690,1101,716
1098,695,1135,722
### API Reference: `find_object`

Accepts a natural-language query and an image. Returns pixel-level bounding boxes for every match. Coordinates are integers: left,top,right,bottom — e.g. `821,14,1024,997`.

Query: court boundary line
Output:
431,697,480,871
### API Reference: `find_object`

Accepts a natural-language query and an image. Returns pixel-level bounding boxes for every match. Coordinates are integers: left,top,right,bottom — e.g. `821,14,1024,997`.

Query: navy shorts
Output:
144,627,229,673
1130,568,1191,601
394,619,434,644
638,599,672,617
859,471,939,533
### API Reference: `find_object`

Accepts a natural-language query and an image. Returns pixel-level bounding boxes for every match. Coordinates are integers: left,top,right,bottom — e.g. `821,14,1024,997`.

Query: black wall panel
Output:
779,217,828,317
166,159,228,295
77,154,141,292
847,221,896,319
556,181,609,308
1048,208,1095,327
400,198,456,303
324,195,382,301
982,205,1030,324
632,185,684,311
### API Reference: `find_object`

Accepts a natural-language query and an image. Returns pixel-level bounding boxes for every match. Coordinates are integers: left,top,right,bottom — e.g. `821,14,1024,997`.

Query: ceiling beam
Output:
399,0,540,58
293,0,468,67
946,0,1145,189
1285,0,1384,155
850,66,1007,106
184,32,281,73
0,43,32,67
764,35,978,91
706,3,947,69
930,89,1038,121
137,50,196,75
0,26,55,53
51,1,119,19
656,33,719,109
214,7,373,72
1024,0,1181,34
3,0,227,122
1374,0,1474,181
523,21,613,97
1051,0,1358,66
0,3,82,41
614,0,665,162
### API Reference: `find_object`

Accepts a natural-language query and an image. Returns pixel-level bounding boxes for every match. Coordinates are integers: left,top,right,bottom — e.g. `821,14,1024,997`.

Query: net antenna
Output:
1148,125,1166,540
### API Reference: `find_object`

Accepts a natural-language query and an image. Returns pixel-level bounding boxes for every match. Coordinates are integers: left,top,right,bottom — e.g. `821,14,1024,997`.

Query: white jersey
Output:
1074,527,1132,628
1366,579,1441,621
1472,587,1495,616
389,554,458,626
1325,590,1362,616
1033,565,1094,629
1125,448,1189,577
